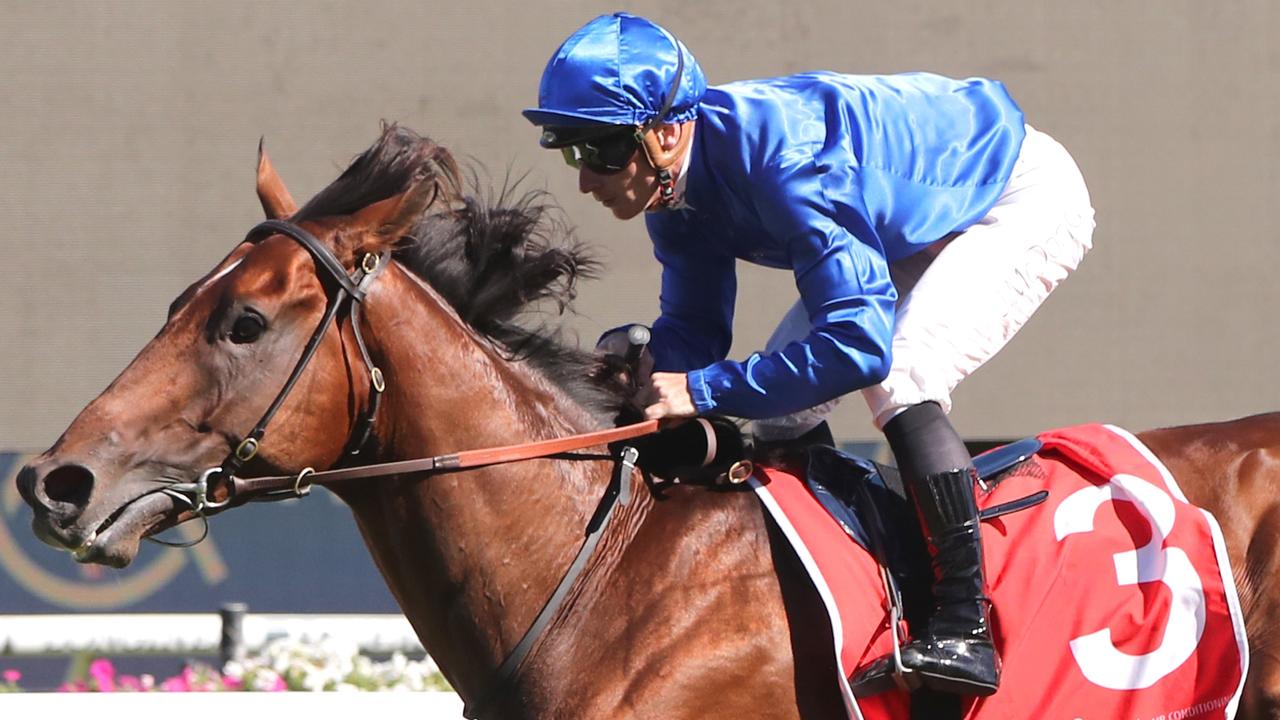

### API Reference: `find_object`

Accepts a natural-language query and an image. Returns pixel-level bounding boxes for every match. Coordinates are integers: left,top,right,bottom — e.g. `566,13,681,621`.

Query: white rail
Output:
0,612,424,658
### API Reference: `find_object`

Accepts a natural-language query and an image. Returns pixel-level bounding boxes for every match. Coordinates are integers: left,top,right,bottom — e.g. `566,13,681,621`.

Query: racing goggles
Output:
558,128,642,174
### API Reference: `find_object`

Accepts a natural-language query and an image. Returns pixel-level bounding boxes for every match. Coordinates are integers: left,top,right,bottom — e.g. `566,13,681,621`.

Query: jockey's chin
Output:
598,187,655,221
578,151,665,220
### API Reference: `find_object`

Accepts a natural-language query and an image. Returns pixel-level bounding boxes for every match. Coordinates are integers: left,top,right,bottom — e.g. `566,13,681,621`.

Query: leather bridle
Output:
154,218,659,718
158,218,658,513
159,218,390,516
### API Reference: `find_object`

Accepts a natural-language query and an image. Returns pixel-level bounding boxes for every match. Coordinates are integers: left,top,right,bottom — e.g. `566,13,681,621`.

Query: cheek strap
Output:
640,124,694,208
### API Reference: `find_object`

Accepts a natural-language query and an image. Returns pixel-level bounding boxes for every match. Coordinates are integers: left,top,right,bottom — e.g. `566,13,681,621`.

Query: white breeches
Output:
752,125,1095,440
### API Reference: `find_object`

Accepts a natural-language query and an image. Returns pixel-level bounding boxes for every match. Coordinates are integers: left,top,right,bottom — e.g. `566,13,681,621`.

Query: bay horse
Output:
13,125,1280,719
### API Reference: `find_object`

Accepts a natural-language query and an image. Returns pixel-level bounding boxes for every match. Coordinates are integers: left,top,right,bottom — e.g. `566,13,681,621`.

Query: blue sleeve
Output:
686,154,898,419
645,224,738,372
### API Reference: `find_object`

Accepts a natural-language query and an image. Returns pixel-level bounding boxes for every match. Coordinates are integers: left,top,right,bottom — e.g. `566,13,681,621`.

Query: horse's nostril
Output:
42,465,95,509
15,466,37,506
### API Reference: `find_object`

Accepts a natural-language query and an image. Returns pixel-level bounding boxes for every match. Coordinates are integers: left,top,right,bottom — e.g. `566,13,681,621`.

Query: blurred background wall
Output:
2,0,1276,451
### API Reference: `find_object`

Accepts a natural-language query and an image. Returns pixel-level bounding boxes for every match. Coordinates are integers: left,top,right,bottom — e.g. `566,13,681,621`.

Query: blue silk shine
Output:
645,72,1026,419
523,13,706,128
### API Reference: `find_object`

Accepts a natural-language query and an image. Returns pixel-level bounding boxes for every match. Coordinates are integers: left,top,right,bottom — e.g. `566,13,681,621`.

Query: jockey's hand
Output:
595,328,654,388
644,372,697,422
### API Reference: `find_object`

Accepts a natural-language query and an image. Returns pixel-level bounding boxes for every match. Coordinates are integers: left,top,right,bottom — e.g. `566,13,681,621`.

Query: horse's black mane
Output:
294,124,626,419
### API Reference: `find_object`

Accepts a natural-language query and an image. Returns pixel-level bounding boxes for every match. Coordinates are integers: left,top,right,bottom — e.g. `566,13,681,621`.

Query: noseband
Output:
161,219,390,515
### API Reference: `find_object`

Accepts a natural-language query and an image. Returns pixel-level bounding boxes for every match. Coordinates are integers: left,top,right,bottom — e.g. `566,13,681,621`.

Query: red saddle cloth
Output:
751,423,1248,720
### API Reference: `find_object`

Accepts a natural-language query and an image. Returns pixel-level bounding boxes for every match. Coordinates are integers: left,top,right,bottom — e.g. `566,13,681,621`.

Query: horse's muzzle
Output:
16,458,114,558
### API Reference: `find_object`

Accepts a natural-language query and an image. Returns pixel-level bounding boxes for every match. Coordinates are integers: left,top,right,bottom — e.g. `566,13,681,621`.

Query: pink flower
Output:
88,658,116,692
57,680,87,692
179,667,199,691
268,675,287,692
159,674,190,692
221,675,243,691
2,669,20,684
180,665,217,692
118,675,142,692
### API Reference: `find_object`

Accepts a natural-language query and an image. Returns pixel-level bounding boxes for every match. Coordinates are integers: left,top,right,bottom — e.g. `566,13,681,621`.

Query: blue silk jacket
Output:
644,72,1026,418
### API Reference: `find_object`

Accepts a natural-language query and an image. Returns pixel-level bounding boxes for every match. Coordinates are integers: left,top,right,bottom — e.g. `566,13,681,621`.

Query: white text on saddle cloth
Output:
745,423,1246,720
973,424,1247,720
1055,472,1206,690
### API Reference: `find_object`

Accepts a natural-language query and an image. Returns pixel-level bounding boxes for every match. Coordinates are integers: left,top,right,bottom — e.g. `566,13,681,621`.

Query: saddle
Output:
799,440,1046,634
625,417,1046,612
773,437,1048,720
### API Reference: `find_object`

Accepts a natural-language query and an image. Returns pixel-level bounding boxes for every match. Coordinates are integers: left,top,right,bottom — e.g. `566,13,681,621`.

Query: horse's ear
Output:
256,138,298,219
351,175,439,242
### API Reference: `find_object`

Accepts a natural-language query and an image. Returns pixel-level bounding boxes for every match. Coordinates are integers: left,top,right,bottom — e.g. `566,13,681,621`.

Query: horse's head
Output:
15,128,461,567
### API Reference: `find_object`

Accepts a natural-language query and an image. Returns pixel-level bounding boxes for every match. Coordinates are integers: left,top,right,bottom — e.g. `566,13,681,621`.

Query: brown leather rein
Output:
227,417,660,504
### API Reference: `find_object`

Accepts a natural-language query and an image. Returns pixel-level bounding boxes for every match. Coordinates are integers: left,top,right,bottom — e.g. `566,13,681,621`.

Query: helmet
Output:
522,13,706,134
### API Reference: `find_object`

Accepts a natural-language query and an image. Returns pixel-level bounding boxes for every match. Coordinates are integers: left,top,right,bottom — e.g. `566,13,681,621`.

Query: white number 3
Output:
1053,473,1207,690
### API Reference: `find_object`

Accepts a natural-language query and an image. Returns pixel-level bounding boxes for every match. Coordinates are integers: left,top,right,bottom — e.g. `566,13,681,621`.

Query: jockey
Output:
523,12,1094,698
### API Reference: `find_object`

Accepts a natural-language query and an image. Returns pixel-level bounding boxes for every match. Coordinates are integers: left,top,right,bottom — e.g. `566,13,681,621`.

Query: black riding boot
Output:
851,403,1000,698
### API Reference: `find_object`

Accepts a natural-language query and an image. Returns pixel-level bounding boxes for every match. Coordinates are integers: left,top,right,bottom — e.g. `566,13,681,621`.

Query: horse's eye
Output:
229,312,267,344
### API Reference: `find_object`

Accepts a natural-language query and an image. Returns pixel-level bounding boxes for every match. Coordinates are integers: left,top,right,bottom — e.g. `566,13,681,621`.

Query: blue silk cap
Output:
523,13,706,128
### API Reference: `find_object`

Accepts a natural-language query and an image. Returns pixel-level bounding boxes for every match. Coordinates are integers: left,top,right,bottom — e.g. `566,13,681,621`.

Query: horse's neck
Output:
340,265,613,698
